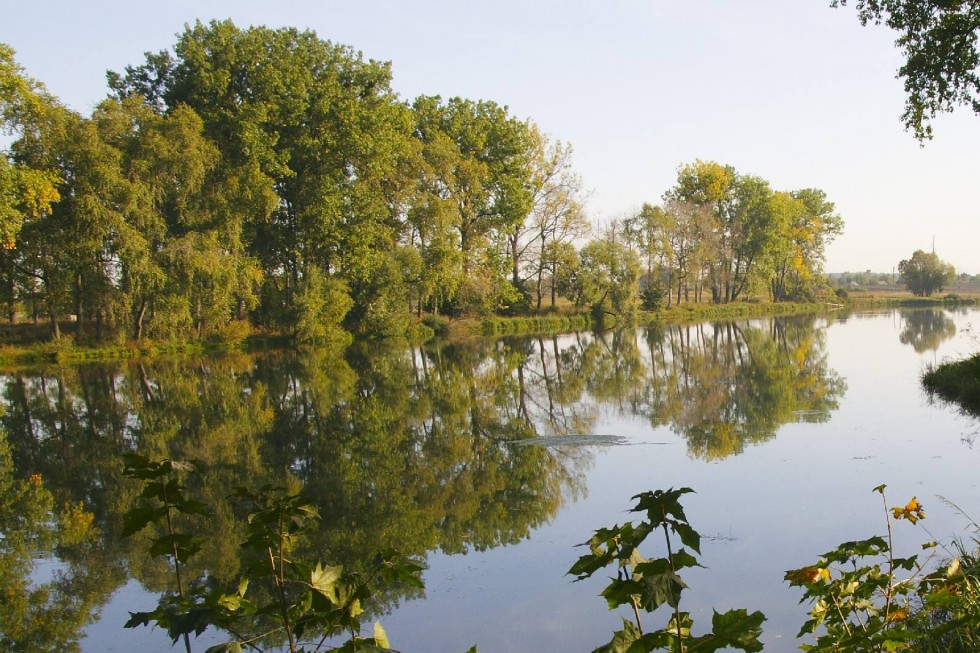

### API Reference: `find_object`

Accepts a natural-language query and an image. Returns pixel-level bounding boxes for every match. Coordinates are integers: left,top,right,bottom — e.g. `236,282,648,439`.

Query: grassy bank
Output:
639,300,830,324
922,353,980,415
460,300,838,339
3,295,968,367
843,290,980,308
479,313,593,336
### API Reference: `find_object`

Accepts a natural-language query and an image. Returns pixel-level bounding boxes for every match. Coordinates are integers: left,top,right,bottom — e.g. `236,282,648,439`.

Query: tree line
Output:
1,21,843,343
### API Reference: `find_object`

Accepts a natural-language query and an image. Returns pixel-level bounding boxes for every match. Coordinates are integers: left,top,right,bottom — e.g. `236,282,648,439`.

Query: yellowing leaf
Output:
947,557,961,578
373,622,390,648
785,565,830,586
891,497,925,524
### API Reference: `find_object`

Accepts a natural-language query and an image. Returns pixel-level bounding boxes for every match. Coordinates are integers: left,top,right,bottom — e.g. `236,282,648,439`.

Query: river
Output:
2,308,978,652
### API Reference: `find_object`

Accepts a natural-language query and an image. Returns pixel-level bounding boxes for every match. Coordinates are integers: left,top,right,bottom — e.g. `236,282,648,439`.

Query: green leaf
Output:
121,504,165,537
149,533,202,561
311,562,343,598
705,608,767,652
669,548,701,571
672,523,702,555
204,644,243,653
124,611,153,629
636,569,687,611
175,495,211,517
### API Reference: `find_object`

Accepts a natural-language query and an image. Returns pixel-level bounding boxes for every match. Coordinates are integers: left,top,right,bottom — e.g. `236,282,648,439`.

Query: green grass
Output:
480,313,592,336
639,300,828,324
847,295,979,308
922,353,980,416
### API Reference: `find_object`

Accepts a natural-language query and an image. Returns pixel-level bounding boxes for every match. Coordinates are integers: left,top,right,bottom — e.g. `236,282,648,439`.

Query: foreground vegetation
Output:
116,462,980,652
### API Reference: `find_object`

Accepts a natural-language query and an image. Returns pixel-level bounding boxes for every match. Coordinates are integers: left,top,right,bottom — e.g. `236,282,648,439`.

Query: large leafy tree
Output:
667,161,783,303
507,127,588,309
93,96,255,340
566,224,641,320
411,95,535,314
834,0,980,139
769,188,843,301
110,20,418,333
0,45,61,249
0,46,63,324
898,248,955,296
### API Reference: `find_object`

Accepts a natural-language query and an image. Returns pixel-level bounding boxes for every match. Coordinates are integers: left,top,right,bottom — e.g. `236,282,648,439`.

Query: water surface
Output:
2,308,978,652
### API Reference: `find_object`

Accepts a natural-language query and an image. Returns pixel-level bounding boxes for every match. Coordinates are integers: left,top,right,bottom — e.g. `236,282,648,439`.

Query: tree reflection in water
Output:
898,308,957,353
0,314,845,648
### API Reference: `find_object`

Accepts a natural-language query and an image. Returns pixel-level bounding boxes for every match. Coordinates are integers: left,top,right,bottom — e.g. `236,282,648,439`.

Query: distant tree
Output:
897,249,955,296
834,0,980,140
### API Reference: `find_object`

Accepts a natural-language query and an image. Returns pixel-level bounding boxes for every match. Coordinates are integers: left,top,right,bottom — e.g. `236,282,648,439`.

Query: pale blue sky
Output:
3,1,979,273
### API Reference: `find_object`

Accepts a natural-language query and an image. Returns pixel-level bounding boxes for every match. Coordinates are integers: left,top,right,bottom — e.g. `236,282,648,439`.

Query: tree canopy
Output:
0,28,843,344
897,249,955,296
834,0,980,139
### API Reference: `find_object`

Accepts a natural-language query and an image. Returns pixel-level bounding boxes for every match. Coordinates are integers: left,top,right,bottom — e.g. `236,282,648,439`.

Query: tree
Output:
834,0,980,139
666,161,783,304
0,45,61,250
111,20,418,333
570,224,641,321
518,128,589,309
769,188,843,301
897,249,955,296
411,95,535,314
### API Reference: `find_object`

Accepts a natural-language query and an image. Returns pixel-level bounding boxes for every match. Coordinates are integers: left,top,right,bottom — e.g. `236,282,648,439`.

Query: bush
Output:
641,286,665,311
421,314,450,336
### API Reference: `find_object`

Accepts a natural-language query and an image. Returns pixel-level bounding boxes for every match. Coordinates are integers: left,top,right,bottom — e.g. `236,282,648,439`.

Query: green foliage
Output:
570,234,641,320
480,313,592,336
786,485,980,652
833,0,980,140
922,352,980,416
294,268,354,346
121,458,423,653
898,250,956,297
420,313,451,336
569,488,766,652
641,286,665,311
0,428,117,651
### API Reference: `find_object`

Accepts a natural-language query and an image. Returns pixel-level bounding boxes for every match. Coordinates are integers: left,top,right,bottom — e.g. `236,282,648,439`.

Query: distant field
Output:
842,282,980,298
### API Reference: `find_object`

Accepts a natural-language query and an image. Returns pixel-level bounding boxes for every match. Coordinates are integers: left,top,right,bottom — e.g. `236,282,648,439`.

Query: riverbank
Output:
923,353,980,416
2,295,975,367
450,300,836,338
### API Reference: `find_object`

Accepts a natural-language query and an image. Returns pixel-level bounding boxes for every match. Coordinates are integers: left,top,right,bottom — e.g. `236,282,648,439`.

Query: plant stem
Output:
662,518,684,653
161,479,192,653
881,491,895,625
623,567,643,634
271,511,296,653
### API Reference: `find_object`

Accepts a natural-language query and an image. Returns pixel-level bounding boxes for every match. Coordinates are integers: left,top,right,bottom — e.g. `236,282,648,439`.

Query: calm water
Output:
3,308,979,652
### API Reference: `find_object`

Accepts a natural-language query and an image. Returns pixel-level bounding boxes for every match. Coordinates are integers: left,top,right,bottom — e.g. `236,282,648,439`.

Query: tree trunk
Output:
74,271,83,340
49,306,60,339
134,301,147,341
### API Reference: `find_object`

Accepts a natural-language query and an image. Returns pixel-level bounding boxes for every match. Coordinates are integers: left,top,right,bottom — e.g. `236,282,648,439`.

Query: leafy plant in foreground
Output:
569,487,766,652
121,454,210,653
785,484,979,652
121,456,423,652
